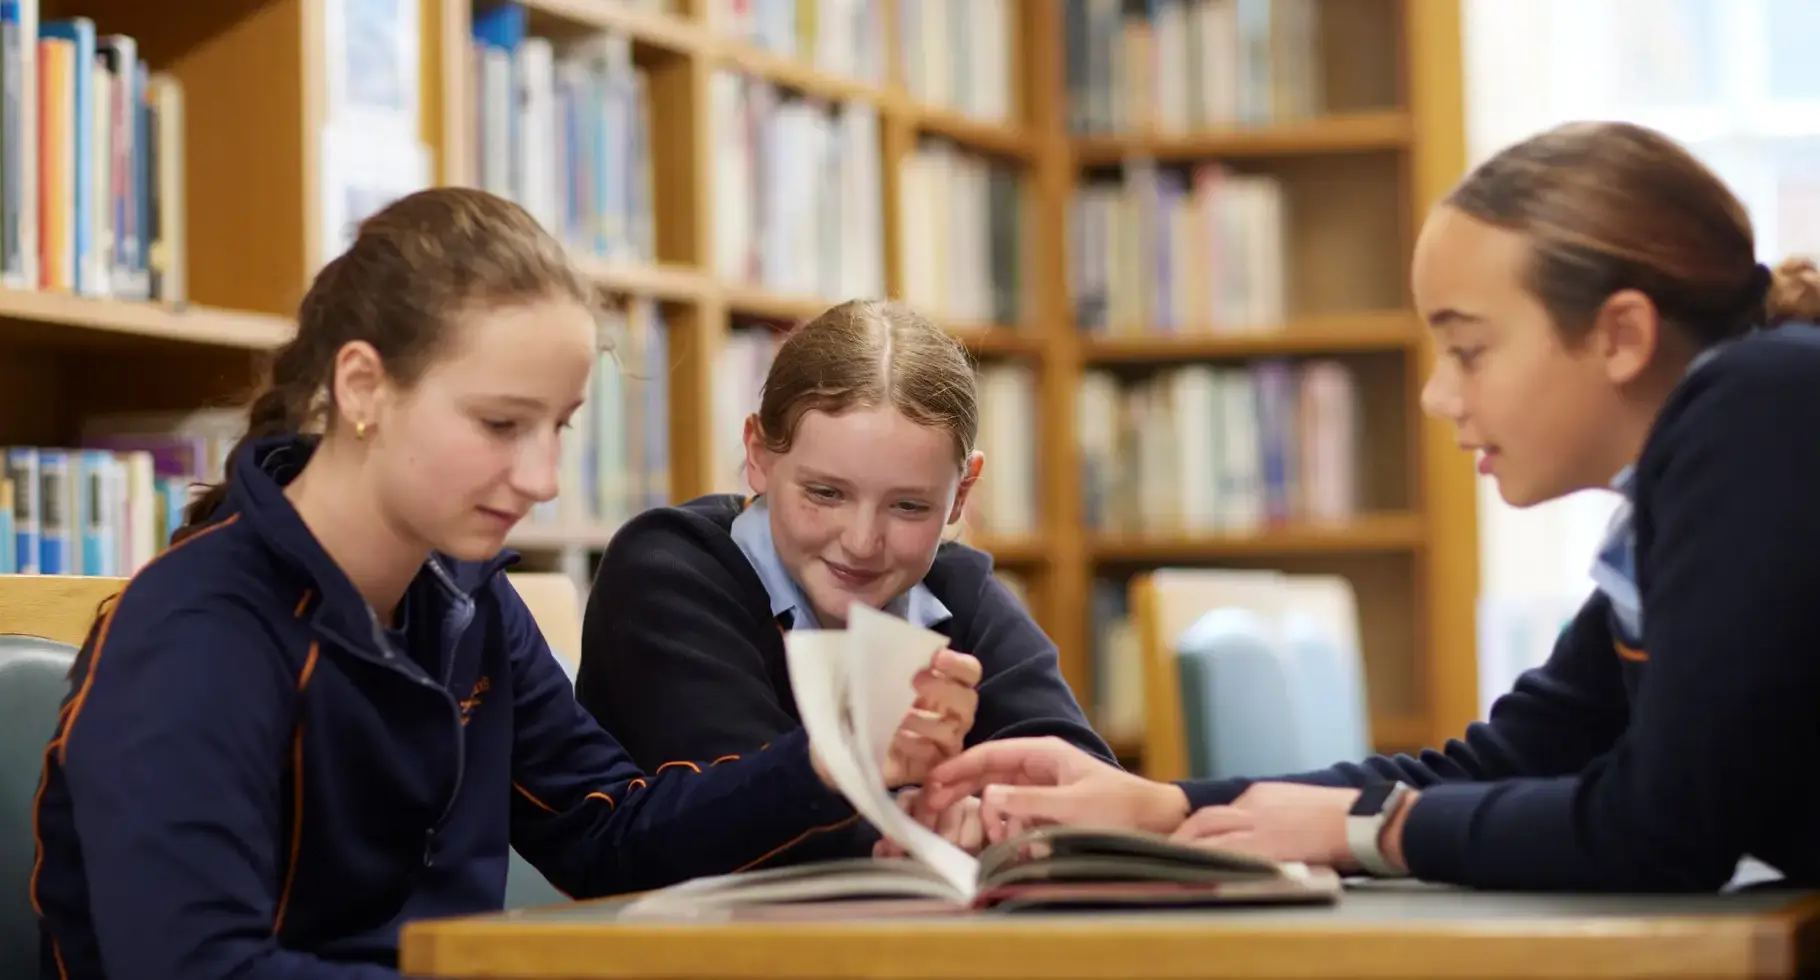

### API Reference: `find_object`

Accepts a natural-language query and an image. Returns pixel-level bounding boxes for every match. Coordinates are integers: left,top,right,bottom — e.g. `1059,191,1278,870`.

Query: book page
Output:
842,604,982,899
783,627,972,901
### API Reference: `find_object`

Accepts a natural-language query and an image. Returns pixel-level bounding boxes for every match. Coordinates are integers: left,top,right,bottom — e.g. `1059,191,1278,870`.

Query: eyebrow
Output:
799,467,939,497
472,394,585,415
1425,308,1485,329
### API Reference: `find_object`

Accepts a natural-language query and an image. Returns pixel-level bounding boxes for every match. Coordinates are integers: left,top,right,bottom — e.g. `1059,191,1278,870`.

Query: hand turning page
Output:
617,604,1341,921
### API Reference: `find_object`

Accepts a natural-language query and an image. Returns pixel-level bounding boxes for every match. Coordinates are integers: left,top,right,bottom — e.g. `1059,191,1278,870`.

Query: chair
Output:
1129,569,1370,783
0,575,119,978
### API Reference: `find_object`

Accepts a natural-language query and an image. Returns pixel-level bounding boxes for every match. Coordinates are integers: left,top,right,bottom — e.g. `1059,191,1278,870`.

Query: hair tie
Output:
1748,261,1773,306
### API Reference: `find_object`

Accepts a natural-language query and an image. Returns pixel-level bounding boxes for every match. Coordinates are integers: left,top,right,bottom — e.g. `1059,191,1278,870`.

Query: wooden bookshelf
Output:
0,0,1478,762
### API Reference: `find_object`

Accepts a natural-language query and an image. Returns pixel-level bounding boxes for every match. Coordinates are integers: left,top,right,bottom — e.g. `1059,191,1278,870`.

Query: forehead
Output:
430,298,597,392
787,406,956,482
1411,206,1535,323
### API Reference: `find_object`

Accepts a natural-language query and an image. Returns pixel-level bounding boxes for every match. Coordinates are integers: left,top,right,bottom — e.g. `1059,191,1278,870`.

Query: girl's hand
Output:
875,787,987,857
881,648,981,787
918,736,1191,840
1169,783,1416,873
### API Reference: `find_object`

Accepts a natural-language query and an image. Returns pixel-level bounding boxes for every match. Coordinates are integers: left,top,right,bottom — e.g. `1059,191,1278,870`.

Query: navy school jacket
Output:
1180,322,1820,892
576,493,1116,861
31,435,855,979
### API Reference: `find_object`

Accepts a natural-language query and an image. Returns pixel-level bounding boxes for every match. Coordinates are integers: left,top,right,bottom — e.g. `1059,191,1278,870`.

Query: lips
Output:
477,506,524,529
1473,447,1500,475
825,560,884,589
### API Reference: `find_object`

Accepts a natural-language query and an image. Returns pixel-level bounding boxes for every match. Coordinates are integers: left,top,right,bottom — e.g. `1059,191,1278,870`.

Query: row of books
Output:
1,408,238,576
529,299,672,533
1064,0,1323,135
469,4,656,266
710,71,886,303
1078,358,1361,534
895,0,1017,123
708,0,888,85
1072,160,1286,334
0,4,186,302
898,139,1026,327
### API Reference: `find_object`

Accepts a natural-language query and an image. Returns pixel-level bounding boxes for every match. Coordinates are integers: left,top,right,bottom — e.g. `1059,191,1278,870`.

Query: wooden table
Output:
398,880,1820,979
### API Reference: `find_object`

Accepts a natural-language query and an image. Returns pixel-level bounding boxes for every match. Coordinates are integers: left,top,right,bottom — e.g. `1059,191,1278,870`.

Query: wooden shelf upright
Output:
0,0,1479,761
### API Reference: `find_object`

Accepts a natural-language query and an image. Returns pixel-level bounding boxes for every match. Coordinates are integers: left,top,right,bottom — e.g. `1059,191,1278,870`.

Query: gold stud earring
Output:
355,421,370,439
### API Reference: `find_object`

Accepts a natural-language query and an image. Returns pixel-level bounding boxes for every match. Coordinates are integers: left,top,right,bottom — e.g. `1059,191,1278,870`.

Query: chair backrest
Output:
1131,569,1285,781
506,572,581,676
0,576,114,977
0,576,128,647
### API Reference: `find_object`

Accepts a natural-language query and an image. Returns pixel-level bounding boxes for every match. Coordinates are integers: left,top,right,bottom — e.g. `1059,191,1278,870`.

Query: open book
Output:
619,604,1340,920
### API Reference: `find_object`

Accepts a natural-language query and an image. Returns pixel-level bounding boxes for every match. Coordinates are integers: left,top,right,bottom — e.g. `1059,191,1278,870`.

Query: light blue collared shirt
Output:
1588,342,1731,642
729,497,951,630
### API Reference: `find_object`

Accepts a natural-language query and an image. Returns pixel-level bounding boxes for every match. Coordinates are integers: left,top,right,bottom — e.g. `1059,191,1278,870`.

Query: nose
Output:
1420,364,1464,422
509,429,561,504
838,506,885,561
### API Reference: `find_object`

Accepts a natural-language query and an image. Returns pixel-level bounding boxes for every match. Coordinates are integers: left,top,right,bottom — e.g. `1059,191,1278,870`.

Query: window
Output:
1462,0,1817,714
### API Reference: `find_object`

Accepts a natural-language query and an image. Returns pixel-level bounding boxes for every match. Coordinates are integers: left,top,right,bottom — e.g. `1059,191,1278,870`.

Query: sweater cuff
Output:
766,727,857,818
1399,780,1493,884
1177,776,1253,811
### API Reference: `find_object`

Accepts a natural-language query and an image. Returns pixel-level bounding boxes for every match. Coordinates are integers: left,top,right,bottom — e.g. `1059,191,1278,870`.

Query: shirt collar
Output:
729,496,951,630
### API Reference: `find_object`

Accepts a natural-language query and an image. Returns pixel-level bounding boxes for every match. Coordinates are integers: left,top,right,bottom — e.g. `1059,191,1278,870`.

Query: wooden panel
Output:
0,353,67,447
172,0,309,315
1274,150,1409,316
1024,0,1091,699
62,349,265,421
1406,0,1480,747
1318,0,1404,113
0,574,128,646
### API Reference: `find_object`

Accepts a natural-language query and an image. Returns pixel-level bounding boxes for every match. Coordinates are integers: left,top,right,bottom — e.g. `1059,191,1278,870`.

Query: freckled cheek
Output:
777,499,841,555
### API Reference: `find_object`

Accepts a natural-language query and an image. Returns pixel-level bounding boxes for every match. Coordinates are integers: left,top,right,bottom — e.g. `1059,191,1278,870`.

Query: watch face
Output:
1350,782,1397,817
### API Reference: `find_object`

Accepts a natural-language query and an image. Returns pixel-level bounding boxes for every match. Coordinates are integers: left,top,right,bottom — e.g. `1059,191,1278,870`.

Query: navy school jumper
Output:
1179,321,1820,892
31,435,856,979
576,493,1116,861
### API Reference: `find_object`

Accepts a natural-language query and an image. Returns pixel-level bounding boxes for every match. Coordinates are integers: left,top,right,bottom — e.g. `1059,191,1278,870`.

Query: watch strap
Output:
1346,782,1412,877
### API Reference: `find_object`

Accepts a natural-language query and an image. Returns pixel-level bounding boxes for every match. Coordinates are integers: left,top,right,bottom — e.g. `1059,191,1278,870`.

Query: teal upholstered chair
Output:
0,574,120,978
0,634,74,976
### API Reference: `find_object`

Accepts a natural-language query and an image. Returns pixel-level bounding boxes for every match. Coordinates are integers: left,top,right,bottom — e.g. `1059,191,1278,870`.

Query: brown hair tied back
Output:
171,187,593,543
1445,121,1820,345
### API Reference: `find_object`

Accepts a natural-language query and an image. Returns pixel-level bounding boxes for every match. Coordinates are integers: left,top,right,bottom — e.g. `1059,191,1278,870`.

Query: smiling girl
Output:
918,120,1820,893
576,298,1113,860
30,189,979,979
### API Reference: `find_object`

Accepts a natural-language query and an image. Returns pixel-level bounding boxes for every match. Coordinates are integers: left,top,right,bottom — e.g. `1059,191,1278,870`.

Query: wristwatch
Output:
1346,781,1413,877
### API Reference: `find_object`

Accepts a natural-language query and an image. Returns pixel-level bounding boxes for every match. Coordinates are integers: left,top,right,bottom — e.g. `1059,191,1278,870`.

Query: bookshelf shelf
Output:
507,523,620,551
1071,110,1415,167
1088,513,1427,564
714,40,884,105
0,291,292,350
576,258,713,304
514,0,702,54
1081,311,1420,363
908,108,1036,162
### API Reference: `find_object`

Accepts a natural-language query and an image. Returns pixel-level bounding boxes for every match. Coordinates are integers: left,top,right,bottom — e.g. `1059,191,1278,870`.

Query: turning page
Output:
782,605,981,898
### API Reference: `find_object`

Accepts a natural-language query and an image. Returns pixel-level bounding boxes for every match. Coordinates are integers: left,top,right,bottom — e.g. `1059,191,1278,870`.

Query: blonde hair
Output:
754,299,978,467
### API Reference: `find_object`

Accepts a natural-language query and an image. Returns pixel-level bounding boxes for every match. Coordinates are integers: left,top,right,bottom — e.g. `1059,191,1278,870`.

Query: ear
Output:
331,340,389,435
742,414,773,495
947,451,985,524
1588,289,1660,385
